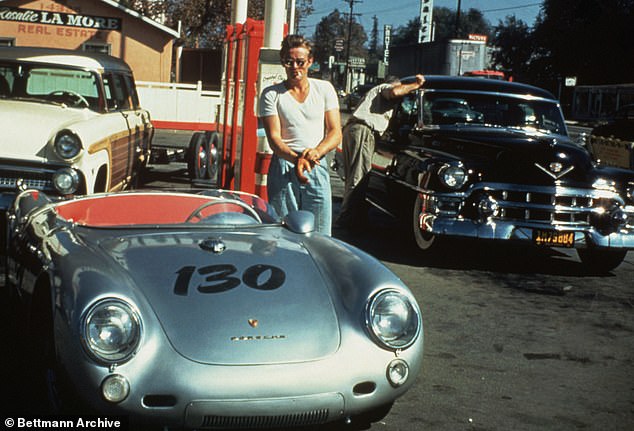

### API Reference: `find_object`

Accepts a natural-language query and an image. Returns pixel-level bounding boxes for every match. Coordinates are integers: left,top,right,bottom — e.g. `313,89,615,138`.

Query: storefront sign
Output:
0,6,121,30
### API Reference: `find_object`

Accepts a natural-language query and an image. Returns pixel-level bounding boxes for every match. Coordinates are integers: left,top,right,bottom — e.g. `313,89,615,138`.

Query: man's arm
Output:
382,74,425,100
261,115,301,164
301,108,342,163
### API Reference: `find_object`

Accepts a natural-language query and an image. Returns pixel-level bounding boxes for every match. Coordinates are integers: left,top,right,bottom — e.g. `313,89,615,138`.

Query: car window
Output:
122,74,140,109
0,63,101,110
0,65,14,97
421,91,566,134
384,94,419,144
24,67,99,109
103,72,131,110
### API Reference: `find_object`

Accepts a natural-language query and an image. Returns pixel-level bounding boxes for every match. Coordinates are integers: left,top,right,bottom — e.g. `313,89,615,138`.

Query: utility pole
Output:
455,0,462,37
343,0,361,93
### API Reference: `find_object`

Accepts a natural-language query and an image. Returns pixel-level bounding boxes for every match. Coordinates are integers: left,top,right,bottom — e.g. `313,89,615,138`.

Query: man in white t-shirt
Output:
259,34,342,235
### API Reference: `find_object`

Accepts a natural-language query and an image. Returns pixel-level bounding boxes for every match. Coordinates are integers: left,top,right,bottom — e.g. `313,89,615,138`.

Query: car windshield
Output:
0,61,101,110
421,91,567,135
52,191,278,227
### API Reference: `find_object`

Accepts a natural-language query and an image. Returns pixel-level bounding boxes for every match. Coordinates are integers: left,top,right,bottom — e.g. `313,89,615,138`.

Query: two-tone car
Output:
0,46,153,211
355,76,634,272
4,188,424,429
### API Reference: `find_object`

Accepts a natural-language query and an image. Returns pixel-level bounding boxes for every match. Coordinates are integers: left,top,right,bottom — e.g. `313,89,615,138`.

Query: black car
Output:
360,76,634,272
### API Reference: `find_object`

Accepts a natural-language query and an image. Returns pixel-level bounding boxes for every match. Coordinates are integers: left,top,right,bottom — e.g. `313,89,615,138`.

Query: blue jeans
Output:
267,155,332,235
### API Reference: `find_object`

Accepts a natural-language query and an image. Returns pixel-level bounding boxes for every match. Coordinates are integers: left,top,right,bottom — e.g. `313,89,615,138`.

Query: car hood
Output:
0,100,93,162
98,230,341,365
423,126,594,186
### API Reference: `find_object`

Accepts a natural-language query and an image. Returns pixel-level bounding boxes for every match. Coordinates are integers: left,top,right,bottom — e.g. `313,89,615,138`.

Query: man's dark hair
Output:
280,34,313,60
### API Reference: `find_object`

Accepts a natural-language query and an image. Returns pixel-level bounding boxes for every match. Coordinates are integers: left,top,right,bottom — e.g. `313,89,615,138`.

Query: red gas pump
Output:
214,17,286,199
216,19,270,196
225,19,264,193
218,23,240,189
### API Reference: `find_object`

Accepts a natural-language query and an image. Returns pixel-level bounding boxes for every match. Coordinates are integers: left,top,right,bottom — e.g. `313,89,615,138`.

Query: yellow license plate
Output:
533,229,575,248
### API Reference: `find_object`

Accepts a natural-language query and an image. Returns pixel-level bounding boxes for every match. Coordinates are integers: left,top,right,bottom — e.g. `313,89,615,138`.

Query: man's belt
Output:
346,117,372,130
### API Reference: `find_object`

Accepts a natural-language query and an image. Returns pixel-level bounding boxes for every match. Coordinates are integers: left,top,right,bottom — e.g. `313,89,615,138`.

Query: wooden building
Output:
0,0,179,81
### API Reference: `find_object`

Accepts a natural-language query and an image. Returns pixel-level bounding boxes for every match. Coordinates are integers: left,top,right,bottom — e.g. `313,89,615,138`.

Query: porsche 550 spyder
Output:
4,189,423,429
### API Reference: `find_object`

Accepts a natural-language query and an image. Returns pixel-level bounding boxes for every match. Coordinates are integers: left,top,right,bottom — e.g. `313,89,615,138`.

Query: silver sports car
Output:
4,189,424,429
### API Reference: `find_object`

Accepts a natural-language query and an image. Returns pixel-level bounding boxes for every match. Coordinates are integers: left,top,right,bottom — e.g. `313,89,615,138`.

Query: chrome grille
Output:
0,176,52,190
200,409,329,429
474,184,623,226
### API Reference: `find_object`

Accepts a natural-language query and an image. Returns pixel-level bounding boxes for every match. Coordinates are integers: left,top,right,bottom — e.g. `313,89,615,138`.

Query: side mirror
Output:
283,210,315,234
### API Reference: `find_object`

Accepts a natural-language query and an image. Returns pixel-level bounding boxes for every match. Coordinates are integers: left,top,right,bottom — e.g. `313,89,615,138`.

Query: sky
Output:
299,0,543,37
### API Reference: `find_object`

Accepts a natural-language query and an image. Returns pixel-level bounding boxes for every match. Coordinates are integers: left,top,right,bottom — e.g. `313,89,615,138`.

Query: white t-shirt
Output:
352,82,397,134
259,78,339,153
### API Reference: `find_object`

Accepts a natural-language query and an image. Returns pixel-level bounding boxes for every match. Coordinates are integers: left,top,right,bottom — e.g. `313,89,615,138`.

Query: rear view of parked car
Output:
0,46,153,211
361,76,634,272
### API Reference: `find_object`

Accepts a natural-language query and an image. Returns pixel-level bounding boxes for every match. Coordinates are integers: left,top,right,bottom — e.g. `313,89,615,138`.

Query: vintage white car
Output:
0,46,153,210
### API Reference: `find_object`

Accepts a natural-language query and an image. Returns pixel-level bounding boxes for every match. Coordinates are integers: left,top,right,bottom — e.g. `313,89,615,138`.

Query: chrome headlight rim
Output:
366,288,422,351
54,130,83,160
81,298,142,365
52,167,80,195
438,164,468,190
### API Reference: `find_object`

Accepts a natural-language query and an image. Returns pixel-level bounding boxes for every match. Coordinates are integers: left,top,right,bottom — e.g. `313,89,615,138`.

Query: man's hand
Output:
295,148,322,183
295,156,313,183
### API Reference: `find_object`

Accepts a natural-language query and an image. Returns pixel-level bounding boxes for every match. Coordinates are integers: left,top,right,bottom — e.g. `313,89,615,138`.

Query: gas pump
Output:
212,0,288,199
218,23,241,188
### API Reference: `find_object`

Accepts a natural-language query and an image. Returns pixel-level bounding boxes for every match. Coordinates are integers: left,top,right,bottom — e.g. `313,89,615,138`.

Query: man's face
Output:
282,47,312,82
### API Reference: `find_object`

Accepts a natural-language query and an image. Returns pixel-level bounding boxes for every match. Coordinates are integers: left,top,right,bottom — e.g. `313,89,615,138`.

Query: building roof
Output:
0,0,180,38
99,0,179,38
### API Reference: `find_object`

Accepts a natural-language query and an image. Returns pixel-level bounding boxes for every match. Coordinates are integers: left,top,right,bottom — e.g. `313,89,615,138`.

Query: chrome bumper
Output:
422,182,634,249
427,216,634,248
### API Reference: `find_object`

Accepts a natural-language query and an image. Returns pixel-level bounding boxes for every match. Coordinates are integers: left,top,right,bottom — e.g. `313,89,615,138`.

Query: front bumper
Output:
59,320,423,429
426,217,634,248
0,158,84,197
420,182,634,249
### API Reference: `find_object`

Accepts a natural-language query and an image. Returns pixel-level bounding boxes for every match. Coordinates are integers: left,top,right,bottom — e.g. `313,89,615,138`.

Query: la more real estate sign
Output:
0,6,122,30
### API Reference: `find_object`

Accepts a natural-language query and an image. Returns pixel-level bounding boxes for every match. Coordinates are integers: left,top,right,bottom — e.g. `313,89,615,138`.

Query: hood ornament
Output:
549,162,563,173
535,162,574,180
248,319,259,328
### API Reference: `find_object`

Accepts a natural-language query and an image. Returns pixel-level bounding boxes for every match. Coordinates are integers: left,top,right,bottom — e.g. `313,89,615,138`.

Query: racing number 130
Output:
173,264,286,295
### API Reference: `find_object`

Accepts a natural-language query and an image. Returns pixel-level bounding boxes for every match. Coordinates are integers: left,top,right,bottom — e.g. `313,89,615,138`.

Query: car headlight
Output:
82,299,141,364
438,164,467,189
366,289,421,350
52,168,80,195
54,131,82,159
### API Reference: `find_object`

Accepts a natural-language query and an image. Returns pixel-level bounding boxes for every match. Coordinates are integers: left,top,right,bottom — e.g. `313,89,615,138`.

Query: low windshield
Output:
0,62,101,110
421,91,567,135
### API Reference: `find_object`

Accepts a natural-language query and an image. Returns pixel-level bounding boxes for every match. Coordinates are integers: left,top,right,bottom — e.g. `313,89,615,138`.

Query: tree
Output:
390,7,492,46
118,0,314,49
390,17,419,46
311,9,367,67
531,0,634,86
368,15,379,62
491,16,534,81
